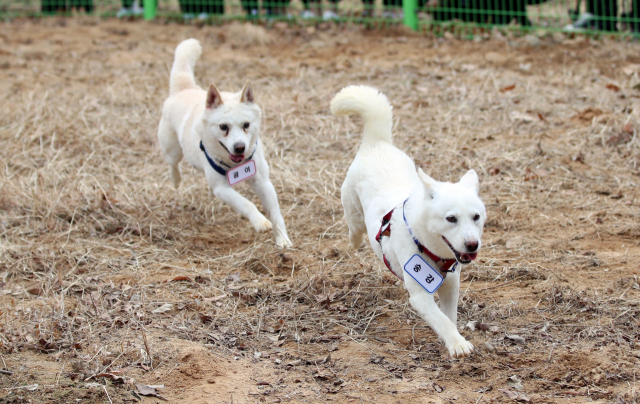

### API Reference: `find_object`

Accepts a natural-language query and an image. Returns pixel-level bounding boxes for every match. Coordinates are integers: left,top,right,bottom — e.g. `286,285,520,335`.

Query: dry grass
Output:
0,17,639,404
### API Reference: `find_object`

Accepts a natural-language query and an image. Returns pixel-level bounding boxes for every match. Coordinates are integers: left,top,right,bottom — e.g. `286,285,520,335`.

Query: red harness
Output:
375,206,457,278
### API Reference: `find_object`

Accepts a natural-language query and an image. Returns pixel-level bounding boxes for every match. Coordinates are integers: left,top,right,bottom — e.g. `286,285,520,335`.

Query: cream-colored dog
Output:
331,85,486,357
158,39,291,248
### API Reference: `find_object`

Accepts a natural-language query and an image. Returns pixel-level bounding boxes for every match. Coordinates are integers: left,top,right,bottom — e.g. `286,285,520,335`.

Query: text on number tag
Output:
227,160,257,186
403,254,444,294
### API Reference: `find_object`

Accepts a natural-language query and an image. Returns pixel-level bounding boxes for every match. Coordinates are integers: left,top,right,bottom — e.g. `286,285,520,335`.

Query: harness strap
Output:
376,198,457,278
375,209,396,276
200,141,258,176
402,199,457,272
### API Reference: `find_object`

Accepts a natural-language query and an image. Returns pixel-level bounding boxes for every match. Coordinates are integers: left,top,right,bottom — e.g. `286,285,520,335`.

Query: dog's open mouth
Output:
442,237,477,264
218,141,245,164
229,154,244,163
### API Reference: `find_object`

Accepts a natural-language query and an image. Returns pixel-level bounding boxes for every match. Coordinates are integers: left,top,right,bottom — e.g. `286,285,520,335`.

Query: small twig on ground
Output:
102,385,113,404
141,329,153,370
55,362,64,384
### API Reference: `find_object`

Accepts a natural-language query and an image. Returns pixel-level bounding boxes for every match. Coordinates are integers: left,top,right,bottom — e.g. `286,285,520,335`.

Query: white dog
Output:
331,86,486,357
158,39,292,248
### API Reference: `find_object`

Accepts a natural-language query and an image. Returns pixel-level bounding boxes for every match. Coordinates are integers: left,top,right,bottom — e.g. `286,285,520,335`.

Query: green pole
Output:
143,0,156,20
403,0,418,30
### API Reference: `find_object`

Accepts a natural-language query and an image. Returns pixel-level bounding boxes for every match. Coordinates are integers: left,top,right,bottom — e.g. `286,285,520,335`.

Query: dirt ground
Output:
0,16,640,404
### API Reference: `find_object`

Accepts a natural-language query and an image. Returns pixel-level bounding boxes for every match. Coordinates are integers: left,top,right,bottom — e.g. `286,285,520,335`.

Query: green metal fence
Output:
0,0,638,35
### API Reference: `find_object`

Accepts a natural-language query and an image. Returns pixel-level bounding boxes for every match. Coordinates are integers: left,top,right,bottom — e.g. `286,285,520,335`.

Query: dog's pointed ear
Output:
206,84,223,109
240,80,254,103
418,168,436,199
459,169,480,194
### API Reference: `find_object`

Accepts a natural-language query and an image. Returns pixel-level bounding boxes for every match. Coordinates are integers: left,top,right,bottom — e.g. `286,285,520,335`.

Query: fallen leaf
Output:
152,303,173,314
499,389,530,402
198,313,214,324
92,373,127,384
500,84,516,92
313,368,335,381
510,111,535,123
500,389,519,399
165,276,192,283
508,375,524,390
204,294,227,302
506,334,526,343
574,107,603,122
506,236,524,249
524,167,538,181
622,64,640,76
476,323,490,331
27,288,44,296
623,123,634,134
136,384,168,401
605,83,620,92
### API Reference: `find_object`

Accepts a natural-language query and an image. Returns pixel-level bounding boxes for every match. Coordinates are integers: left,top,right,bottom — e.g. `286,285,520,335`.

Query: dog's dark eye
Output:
242,122,250,130
473,214,480,221
446,216,457,223
219,124,229,132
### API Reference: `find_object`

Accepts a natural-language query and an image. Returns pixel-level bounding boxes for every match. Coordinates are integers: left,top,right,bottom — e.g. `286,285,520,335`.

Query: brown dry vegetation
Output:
0,17,640,404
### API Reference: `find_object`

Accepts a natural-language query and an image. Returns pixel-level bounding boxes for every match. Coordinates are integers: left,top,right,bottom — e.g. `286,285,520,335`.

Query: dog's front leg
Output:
206,171,272,233
249,173,292,248
437,269,461,325
405,277,473,358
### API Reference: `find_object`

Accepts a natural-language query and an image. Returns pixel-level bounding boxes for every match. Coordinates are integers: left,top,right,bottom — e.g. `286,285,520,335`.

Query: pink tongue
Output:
230,154,244,163
461,253,478,261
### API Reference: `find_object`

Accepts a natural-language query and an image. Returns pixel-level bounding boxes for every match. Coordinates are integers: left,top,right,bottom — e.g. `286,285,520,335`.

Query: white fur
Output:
158,38,292,248
331,85,486,357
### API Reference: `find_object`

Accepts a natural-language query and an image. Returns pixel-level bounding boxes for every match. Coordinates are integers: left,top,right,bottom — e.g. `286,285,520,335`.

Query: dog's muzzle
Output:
442,237,478,264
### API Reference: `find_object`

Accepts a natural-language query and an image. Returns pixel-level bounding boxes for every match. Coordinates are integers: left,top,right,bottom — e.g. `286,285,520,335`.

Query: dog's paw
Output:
337,242,354,254
251,215,273,233
447,339,474,358
275,235,292,248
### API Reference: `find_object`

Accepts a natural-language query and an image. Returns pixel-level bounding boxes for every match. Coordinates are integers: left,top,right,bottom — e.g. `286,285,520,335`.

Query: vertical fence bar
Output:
403,0,418,29
144,0,156,19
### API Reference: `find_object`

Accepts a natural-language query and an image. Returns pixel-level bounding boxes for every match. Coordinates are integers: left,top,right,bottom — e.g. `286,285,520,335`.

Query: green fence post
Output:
403,0,418,30
144,0,156,20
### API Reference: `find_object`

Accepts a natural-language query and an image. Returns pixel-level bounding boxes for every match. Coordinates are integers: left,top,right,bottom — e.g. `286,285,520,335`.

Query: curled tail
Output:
169,38,203,96
330,85,393,146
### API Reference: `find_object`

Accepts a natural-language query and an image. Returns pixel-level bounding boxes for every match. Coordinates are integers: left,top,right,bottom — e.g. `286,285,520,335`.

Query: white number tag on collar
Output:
227,160,256,186
404,254,444,294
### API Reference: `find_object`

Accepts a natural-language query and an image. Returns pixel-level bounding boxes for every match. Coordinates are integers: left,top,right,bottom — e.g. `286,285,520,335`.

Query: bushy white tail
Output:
330,85,393,146
169,38,203,95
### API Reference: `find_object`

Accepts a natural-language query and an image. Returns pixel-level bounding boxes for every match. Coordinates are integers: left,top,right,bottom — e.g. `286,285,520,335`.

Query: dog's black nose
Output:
233,142,245,154
465,241,479,252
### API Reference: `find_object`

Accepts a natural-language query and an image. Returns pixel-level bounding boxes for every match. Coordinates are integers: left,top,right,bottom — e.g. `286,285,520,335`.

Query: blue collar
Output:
199,141,257,176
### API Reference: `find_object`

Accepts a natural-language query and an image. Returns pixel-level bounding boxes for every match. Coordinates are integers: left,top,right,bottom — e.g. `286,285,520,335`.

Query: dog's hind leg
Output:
341,183,366,250
158,116,183,189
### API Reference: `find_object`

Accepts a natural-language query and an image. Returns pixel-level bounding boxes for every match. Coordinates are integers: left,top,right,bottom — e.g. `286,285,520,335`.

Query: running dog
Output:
158,39,292,248
331,85,485,357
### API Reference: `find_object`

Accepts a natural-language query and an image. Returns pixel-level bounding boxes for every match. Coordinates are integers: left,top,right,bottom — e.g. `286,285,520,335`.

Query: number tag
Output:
403,254,444,294
227,160,256,186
